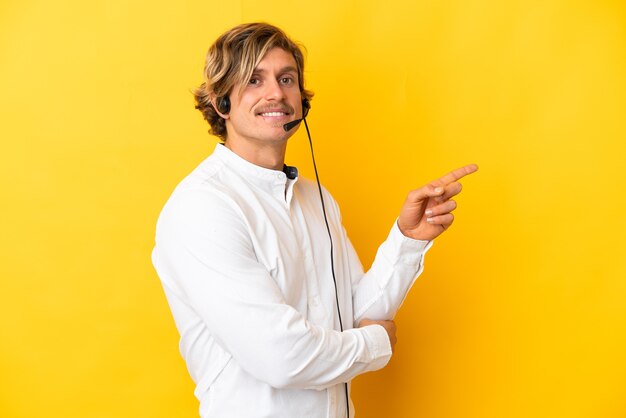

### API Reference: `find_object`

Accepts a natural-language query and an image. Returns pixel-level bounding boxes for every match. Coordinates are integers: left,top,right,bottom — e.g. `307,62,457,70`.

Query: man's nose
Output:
264,79,285,101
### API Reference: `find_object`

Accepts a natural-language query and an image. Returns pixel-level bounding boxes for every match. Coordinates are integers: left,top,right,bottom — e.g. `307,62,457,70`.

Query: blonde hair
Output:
193,23,314,140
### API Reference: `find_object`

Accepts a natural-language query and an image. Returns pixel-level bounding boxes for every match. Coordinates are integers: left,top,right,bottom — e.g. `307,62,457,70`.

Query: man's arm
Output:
341,164,479,323
153,188,393,390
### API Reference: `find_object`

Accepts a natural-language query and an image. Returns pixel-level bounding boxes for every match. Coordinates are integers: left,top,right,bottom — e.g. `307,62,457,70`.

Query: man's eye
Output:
280,77,293,84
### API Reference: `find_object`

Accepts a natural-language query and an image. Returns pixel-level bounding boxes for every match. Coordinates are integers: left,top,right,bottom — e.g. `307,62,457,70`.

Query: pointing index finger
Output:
433,164,479,186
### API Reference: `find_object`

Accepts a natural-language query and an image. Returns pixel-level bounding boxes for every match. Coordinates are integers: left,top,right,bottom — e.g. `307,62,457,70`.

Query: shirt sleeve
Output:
348,220,433,324
320,188,433,325
152,187,391,390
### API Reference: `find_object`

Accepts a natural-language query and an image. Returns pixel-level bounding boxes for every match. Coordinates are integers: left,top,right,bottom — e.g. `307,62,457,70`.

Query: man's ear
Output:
210,93,230,119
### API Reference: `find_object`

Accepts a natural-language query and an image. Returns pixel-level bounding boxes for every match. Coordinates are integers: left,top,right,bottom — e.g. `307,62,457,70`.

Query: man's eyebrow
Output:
252,66,298,74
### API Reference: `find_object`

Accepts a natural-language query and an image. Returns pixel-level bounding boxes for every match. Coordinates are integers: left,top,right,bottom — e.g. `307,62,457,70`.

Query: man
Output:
152,22,477,418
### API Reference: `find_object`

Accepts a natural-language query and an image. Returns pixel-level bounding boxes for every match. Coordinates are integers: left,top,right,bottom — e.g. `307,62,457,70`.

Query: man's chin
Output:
256,130,293,144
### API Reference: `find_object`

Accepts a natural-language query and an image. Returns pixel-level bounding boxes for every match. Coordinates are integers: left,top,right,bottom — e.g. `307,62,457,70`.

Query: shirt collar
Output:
212,143,299,202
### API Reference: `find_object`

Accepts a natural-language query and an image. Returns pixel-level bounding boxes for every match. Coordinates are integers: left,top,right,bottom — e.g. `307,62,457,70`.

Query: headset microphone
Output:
283,118,302,132
283,98,310,132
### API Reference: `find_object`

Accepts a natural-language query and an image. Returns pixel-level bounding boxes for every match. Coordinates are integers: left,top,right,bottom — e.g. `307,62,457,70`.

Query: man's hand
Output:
358,319,397,352
397,164,478,241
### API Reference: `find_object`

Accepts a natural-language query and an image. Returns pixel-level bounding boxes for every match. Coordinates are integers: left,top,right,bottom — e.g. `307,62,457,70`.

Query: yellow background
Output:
1,0,625,417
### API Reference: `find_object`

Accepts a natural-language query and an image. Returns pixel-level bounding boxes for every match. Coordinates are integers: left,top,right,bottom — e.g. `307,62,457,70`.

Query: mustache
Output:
255,104,294,114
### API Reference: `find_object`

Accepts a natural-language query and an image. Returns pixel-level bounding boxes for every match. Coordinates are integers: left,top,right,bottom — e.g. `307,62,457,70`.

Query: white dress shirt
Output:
152,144,432,417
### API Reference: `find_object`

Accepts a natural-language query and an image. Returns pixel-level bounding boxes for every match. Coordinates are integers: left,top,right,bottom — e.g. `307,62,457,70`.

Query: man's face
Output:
224,47,303,148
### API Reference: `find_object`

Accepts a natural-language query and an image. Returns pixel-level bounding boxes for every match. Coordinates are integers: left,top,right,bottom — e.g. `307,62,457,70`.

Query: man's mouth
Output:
258,111,289,117
256,105,293,119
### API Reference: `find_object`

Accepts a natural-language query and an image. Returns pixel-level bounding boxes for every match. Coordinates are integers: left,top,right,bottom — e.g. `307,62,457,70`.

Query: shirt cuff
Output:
383,219,433,265
348,324,393,372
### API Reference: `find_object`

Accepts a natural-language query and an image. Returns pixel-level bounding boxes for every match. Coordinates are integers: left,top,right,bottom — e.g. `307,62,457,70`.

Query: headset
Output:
302,97,310,118
214,95,231,114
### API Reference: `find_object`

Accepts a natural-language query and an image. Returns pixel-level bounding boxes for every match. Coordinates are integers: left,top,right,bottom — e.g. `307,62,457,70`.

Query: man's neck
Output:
224,140,287,171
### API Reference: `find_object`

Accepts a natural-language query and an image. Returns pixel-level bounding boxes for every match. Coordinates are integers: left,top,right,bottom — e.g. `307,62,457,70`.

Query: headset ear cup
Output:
302,98,310,118
216,96,230,114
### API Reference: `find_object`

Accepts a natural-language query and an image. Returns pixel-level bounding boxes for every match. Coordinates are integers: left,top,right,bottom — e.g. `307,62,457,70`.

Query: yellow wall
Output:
1,1,625,417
